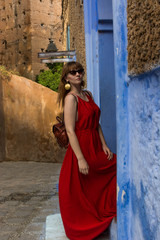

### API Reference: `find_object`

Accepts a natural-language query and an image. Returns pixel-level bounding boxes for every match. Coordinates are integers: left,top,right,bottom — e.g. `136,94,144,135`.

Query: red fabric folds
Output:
59,93,117,240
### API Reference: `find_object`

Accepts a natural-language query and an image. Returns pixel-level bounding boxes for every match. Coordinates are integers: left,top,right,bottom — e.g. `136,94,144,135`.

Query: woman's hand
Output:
78,157,89,175
98,124,113,160
102,145,113,160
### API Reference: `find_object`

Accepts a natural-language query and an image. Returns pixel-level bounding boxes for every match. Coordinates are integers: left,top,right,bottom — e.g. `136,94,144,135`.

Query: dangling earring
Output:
65,82,71,90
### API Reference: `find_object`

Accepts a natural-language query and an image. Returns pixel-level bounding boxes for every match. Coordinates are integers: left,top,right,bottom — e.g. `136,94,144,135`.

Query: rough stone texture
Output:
127,0,160,75
0,0,62,80
129,69,160,239
0,161,61,240
30,0,62,78
62,0,87,84
1,74,65,162
0,77,5,161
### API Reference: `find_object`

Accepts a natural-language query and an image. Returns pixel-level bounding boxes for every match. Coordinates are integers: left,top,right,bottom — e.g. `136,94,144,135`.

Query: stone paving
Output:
0,161,113,240
0,161,61,240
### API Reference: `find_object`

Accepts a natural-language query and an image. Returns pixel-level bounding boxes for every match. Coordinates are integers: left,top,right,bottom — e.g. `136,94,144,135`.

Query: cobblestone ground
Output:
0,162,110,240
0,162,61,240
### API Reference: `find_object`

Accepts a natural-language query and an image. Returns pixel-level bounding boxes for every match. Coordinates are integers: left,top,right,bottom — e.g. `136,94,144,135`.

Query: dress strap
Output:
83,90,93,99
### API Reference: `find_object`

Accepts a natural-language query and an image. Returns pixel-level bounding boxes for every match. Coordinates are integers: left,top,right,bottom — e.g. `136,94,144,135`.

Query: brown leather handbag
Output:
52,116,69,149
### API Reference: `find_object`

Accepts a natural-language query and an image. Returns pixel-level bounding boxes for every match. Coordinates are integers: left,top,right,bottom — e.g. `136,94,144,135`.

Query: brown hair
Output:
57,61,85,107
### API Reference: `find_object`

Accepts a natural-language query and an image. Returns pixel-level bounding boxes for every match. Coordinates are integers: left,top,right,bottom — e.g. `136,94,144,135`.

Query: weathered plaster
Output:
112,0,131,239
129,69,160,240
121,190,126,203
113,0,160,239
1,74,65,162
117,184,119,199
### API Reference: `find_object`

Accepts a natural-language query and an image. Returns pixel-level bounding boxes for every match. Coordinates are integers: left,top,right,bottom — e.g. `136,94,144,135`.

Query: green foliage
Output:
36,63,63,92
0,65,20,81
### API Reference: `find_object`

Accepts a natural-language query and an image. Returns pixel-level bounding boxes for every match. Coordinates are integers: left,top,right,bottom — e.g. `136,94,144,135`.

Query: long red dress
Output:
59,92,116,240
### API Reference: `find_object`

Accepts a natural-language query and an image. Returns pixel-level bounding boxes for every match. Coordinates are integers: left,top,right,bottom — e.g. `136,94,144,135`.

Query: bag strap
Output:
56,116,63,123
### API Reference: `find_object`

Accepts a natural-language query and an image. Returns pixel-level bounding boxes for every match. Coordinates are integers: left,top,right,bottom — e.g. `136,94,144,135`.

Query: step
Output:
45,214,67,240
45,214,117,240
110,218,117,240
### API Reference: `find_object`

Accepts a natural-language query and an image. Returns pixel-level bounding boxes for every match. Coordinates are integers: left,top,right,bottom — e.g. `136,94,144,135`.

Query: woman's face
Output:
65,69,84,87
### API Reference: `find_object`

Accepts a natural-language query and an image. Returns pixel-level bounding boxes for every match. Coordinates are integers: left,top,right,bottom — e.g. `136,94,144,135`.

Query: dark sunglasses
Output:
69,69,84,75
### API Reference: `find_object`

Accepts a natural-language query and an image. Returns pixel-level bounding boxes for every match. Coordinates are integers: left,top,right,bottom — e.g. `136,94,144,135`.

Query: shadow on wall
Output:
131,181,156,240
1,74,65,163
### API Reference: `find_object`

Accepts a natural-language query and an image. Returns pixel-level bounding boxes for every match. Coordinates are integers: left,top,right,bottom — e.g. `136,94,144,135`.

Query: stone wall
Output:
129,70,160,240
0,77,5,161
0,0,32,77
0,74,65,162
127,0,160,75
62,0,87,84
30,0,62,78
0,0,62,80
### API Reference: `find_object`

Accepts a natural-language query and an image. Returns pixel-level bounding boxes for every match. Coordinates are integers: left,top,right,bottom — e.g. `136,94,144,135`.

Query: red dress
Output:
59,93,116,240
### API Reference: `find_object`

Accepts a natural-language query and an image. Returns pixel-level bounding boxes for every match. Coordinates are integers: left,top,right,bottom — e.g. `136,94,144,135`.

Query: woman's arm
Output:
64,94,89,175
98,124,113,160
86,90,113,160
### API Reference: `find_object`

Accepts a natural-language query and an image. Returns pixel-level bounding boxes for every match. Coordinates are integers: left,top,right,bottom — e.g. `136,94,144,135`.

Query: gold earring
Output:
65,82,71,90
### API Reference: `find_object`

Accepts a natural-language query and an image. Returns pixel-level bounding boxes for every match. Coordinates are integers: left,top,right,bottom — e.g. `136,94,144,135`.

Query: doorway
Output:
84,0,116,153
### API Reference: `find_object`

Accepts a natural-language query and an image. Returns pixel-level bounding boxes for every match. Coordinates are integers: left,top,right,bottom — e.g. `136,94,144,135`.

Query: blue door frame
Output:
84,0,130,239
84,0,116,153
83,0,100,105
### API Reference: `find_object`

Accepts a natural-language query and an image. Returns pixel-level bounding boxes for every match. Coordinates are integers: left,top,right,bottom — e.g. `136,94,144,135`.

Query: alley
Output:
0,162,112,240
0,162,60,240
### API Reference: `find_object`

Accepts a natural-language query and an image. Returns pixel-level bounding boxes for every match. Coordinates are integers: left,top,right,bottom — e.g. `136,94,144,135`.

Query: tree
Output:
36,62,63,92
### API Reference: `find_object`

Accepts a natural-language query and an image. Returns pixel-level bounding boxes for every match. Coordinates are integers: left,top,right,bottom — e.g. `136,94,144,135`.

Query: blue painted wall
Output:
84,0,116,153
129,69,160,240
112,0,131,239
113,0,160,239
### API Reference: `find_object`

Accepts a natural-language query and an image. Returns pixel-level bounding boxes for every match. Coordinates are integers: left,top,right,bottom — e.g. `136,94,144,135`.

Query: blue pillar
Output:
83,0,100,106
112,0,131,239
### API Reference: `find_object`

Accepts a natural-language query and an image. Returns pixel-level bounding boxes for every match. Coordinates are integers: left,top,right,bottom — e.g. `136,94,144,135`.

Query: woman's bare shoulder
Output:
65,93,78,104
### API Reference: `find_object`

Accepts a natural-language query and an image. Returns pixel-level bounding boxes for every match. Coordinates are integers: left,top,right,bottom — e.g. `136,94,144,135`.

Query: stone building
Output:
0,0,62,80
61,0,86,82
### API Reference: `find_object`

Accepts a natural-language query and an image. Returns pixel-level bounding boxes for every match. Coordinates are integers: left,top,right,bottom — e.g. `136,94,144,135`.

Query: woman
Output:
58,62,116,240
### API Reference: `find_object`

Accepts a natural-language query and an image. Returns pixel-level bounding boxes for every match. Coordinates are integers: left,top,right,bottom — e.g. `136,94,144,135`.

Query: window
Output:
80,0,83,5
